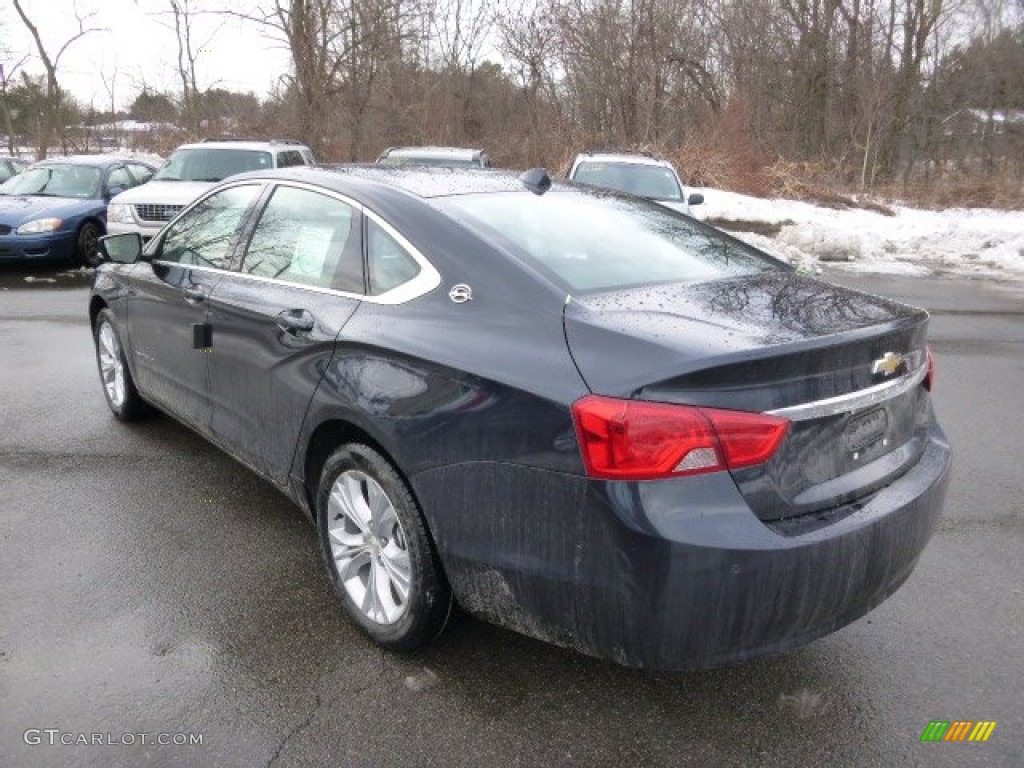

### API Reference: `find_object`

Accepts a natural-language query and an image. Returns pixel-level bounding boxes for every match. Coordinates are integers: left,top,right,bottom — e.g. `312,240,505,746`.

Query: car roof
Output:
34,155,149,168
230,164,526,199
174,139,308,152
380,146,486,161
573,152,673,168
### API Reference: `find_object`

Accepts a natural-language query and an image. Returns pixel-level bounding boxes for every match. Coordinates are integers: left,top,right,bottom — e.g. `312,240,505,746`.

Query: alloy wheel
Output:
97,321,125,408
326,470,412,625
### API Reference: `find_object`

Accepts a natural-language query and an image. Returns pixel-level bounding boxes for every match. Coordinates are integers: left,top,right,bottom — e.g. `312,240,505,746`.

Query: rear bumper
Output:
413,421,951,669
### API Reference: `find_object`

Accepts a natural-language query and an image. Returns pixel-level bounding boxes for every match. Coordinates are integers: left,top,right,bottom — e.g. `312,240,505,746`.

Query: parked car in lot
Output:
90,165,950,669
376,146,492,168
0,155,29,182
0,155,155,266
568,150,704,216
107,138,315,241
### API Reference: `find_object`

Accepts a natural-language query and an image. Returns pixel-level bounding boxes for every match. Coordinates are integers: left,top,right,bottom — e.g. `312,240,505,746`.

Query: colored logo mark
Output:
921,721,997,742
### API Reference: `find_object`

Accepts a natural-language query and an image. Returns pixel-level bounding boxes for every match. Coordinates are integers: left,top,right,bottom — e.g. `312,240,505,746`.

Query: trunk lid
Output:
564,273,933,521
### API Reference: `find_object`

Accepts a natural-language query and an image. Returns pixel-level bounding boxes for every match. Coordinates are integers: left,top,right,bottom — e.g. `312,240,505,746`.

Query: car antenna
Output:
519,168,551,195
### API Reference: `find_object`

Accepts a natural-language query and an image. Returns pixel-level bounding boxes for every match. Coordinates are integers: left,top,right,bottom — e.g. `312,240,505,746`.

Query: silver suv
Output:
376,146,491,169
568,150,704,216
107,139,315,239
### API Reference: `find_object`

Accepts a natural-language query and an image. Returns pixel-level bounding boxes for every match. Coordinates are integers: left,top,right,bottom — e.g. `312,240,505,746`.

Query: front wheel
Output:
316,443,451,650
93,308,150,421
78,221,102,267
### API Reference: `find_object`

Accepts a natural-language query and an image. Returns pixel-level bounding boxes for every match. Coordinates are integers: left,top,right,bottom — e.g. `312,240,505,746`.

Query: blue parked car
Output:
0,155,156,266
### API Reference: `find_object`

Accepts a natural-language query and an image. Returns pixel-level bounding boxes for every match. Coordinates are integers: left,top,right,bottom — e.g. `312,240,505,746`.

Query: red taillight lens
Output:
572,395,789,480
709,409,793,469
924,346,935,391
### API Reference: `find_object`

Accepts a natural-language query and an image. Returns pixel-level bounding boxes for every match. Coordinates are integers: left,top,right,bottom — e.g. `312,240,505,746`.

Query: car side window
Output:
107,166,133,191
240,185,364,292
158,184,260,270
127,163,154,184
275,150,304,168
367,218,420,295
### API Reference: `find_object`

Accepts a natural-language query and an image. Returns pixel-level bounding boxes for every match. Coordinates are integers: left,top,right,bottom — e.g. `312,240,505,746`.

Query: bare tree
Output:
11,0,99,158
0,55,30,154
230,0,353,156
152,0,222,135
230,0,423,159
429,0,493,71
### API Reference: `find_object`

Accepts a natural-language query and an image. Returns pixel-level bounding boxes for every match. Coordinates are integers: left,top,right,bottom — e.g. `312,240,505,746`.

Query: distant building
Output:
939,108,1024,172
941,108,1024,139
75,120,181,152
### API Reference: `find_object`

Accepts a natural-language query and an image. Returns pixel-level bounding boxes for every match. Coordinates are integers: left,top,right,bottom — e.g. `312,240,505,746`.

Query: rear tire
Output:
316,443,451,650
93,308,150,421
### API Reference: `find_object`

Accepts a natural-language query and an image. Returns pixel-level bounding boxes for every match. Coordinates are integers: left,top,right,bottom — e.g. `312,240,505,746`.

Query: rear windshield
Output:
155,148,273,182
572,161,684,201
434,190,781,293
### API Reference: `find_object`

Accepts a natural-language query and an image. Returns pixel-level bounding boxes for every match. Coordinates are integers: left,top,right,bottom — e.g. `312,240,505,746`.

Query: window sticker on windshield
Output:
290,225,334,277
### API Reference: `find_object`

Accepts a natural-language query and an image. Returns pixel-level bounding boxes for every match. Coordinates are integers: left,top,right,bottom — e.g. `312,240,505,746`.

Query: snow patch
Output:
702,188,1024,280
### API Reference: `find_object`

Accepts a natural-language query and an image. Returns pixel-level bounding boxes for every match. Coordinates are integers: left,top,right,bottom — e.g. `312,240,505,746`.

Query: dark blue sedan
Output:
88,166,951,669
0,155,155,266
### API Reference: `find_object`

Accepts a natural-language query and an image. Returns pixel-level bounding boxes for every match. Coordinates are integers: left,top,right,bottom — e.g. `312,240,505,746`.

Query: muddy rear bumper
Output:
412,421,951,669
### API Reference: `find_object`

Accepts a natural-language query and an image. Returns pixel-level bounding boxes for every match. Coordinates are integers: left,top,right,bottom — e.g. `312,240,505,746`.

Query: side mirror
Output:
99,232,143,264
688,192,705,206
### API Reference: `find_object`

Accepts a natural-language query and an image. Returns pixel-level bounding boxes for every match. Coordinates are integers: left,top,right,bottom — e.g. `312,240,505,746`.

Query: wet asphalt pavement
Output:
1,265,1021,767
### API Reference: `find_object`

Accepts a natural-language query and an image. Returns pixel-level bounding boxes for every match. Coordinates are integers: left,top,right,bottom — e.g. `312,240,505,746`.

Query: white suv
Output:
567,151,704,216
107,139,316,239
376,146,492,168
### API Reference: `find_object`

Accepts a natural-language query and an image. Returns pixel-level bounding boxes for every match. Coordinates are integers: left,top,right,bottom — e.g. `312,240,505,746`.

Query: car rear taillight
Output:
924,346,935,391
572,395,790,481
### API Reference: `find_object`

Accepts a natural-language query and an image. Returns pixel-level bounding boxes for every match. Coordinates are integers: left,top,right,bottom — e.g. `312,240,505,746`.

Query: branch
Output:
12,0,55,76
1,55,31,88
55,5,102,69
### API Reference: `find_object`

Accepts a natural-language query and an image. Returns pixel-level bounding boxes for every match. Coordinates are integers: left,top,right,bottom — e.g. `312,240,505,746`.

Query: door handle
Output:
183,285,207,303
276,309,315,335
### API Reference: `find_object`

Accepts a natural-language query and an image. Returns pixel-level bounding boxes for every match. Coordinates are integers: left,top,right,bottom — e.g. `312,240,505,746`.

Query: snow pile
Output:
701,188,1024,280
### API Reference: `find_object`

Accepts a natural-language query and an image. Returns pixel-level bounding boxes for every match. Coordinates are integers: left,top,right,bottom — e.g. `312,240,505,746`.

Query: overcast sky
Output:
3,0,293,111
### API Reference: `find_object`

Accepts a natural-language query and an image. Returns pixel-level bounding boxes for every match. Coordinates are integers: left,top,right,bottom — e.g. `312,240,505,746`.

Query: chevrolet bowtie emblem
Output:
872,351,907,377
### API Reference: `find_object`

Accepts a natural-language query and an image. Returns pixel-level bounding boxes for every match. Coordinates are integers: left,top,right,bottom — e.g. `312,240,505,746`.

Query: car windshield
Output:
572,161,684,201
435,189,780,293
154,148,273,182
0,164,101,198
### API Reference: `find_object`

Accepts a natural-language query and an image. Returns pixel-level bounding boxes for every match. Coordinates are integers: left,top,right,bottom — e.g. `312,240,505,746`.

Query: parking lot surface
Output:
1,266,1021,767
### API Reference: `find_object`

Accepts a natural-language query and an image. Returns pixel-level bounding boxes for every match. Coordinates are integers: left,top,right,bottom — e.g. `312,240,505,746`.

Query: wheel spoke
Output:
379,547,411,604
327,523,363,551
335,546,371,585
361,559,384,619
370,497,398,539
366,479,388,517
371,557,403,622
329,474,371,534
